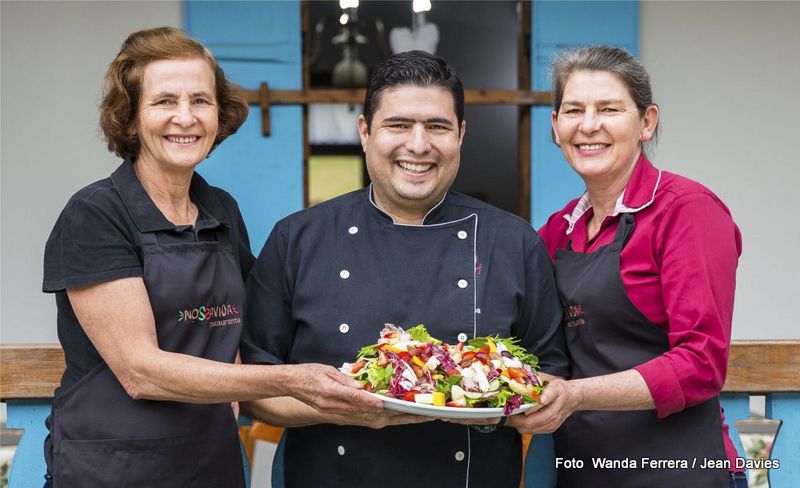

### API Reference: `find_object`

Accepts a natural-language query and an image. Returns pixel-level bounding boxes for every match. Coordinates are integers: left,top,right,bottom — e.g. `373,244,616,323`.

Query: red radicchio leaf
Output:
503,394,522,415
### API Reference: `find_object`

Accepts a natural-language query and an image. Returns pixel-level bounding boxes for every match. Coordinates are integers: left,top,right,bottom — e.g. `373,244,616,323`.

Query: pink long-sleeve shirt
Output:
539,155,743,468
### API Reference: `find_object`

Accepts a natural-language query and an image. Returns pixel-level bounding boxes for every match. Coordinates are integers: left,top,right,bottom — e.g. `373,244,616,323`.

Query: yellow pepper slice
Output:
432,392,446,406
412,356,426,368
487,337,496,353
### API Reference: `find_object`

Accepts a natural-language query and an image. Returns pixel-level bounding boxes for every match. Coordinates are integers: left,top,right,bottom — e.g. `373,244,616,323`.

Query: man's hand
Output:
286,363,384,416
336,410,432,429
506,379,583,434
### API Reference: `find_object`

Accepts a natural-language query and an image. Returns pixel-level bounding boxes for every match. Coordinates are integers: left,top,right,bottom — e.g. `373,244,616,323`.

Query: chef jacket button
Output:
457,230,468,240
348,226,358,235
337,445,346,456
457,333,468,343
457,279,468,289
455,451,465,461
339,323,350,334
340,270,350,279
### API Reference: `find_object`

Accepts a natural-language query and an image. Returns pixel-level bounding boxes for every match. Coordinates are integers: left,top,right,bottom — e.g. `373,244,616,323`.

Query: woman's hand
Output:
283,363,384,416
506,379,584,434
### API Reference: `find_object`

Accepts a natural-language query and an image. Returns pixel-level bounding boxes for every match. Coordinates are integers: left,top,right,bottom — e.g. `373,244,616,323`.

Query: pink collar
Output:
563,155,662,235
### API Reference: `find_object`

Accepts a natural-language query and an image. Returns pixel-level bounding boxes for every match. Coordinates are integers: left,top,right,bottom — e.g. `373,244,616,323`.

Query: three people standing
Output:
42,26,742,488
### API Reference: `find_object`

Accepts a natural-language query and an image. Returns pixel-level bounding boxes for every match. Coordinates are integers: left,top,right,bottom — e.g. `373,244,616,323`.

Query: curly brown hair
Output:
100,27,248,158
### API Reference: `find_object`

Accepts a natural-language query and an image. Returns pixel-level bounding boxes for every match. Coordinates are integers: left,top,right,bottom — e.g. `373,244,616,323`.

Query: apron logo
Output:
563,304,586,328
178,303,241,327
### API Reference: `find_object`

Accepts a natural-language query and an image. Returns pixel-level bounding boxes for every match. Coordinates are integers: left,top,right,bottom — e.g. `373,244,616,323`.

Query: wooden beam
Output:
3,341,797,400
517,0,532,221
258,82,271,136
723,341,800,393
1,344,64,400
301,0,310,209
240,88,552,106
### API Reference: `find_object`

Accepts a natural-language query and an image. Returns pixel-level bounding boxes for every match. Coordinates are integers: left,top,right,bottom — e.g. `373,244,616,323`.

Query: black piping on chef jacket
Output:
243,187,568,488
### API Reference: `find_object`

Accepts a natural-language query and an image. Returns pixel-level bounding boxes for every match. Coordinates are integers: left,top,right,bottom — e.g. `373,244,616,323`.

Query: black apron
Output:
51,228,246,487
553,213,729,487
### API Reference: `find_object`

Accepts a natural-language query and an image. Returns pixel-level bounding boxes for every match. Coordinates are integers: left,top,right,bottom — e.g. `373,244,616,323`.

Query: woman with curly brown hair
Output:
41,27,381,487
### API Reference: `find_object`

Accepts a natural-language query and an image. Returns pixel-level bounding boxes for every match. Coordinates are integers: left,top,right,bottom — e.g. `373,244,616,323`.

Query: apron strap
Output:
137,225,234,248
138,231,159,246
613,213,636,248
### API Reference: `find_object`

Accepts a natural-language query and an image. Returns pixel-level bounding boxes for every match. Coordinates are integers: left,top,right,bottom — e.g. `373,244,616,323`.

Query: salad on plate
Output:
340,324,547,416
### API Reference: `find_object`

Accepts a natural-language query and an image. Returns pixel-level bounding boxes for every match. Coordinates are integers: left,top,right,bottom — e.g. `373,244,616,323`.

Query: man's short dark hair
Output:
362,50,464,132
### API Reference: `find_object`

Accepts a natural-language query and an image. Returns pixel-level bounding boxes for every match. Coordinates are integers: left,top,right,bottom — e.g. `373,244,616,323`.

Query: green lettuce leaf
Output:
485,389,516,408
495,336,539,369
407,324,442,345
435,374,462,397
357,343,378,359
367,364,394,390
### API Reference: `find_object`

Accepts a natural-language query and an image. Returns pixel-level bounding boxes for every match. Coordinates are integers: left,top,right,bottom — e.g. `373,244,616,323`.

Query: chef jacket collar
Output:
111,157,231,233
367,183,449,226
563,154,662,235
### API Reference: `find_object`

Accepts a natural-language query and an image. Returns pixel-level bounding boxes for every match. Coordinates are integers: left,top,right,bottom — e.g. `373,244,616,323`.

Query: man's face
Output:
358,85,465,222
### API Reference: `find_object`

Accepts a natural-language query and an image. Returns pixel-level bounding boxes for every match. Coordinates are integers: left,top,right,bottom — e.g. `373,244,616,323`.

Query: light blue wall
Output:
526,3,638,484
530,0,639,228
185,0,303,254
766,394,800,485
6,401,51,488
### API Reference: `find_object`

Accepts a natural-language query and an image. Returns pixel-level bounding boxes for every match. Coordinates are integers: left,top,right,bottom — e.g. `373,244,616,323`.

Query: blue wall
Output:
530,1,639,228
185,0,303,254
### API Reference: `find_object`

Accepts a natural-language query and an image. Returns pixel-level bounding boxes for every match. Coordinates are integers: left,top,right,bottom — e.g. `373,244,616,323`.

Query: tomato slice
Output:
402,390,420,402
351,360,366,374
506,367,526,382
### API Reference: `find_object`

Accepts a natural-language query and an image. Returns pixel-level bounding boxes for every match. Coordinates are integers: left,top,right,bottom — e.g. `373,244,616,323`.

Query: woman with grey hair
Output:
512,46,745,487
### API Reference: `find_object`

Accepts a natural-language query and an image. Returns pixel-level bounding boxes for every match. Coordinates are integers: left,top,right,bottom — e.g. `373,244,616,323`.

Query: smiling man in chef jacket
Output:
241,50,569,488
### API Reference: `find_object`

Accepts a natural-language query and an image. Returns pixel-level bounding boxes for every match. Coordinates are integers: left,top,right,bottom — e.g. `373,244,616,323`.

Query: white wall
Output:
1,1,181,343
640,1,800,339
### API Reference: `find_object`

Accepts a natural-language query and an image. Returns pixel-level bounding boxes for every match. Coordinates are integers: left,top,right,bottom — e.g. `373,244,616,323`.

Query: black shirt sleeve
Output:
43,196,142,292
514,231,570,378
241,220,294,365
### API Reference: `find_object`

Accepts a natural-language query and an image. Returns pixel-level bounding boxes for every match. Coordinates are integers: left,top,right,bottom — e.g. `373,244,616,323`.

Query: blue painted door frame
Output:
525,1,638,484
530,0,639,229
185,0,303,254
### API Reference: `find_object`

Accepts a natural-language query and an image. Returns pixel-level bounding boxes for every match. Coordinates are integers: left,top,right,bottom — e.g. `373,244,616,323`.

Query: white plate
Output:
369,392,541,419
